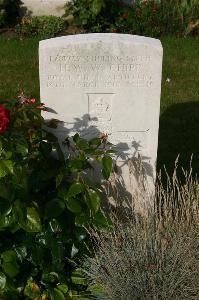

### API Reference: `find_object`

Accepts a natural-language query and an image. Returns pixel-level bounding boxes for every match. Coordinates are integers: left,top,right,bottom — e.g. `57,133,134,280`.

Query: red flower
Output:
0,104,10,134
25,98,36,105
122,12,129,20
29,98,36,104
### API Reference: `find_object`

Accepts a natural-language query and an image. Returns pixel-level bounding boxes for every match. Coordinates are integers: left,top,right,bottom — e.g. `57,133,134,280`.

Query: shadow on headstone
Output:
157,101,199,181
44,112,154,213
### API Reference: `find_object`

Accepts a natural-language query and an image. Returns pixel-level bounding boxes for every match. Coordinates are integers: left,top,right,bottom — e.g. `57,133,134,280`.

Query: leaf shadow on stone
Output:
44,113,154,212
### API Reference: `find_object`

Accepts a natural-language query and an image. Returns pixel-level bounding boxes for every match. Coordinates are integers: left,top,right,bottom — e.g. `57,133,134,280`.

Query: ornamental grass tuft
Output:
84,168,199,299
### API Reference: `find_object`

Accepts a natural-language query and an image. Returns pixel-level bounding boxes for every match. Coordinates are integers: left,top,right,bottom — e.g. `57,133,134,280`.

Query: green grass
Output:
0,36,198,175
0,37,40,100
158,37,199,176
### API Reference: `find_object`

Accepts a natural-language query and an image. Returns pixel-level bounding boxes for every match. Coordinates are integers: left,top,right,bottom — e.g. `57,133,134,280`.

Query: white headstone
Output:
21,0,133,17
39,34,163,199
21,0,66,17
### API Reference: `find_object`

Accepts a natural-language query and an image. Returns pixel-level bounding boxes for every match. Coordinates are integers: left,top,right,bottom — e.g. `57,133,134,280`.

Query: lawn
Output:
0,36,198,176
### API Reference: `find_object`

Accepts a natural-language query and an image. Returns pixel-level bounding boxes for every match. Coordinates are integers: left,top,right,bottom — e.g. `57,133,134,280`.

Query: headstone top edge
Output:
39,33,162,50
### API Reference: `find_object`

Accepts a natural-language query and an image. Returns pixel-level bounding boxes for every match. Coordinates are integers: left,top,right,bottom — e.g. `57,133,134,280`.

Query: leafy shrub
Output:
0,9,6,28
16,16,66,38
0,95,114,299
0,0,22,28
84,171,199,299
113,1,164,37
64,0,122,32
64,0,199,36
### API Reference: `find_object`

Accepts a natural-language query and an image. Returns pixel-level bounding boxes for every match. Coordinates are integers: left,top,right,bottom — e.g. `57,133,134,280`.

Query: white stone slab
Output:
39,34,163,198
21,0,135,17
21,0,66,17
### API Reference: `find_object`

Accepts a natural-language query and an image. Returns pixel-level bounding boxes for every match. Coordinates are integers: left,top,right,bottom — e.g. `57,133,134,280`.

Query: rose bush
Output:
0,95,114,299
0,105,10,134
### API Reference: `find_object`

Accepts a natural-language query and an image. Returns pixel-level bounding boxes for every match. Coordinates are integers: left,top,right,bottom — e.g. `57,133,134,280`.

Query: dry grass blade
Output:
84,167,199,299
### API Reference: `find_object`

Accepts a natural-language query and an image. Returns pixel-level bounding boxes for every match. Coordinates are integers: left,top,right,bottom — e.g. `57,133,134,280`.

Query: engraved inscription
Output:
44,50,153,89
88,93,114,134
50,54,152,63
46,73,152,89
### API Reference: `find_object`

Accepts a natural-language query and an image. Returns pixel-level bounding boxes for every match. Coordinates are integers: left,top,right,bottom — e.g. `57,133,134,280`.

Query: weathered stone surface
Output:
21,0,66,17
39,34,163,200
21,0,135,17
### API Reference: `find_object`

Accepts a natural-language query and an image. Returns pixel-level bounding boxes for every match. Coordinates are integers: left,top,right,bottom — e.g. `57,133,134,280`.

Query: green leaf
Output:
2,250,16,263
0,272,6,290
67,182,85,198
51,239,65,265
102,156,112,179
73,133,80,143
56,172,64,187
0,160,13,178
45,199,65,219
16,144,28,156
88,283,107,298
68,159,88,171
0,182,10,199
66,197,82,214
2,251,20,278
13,200,27,227
91,0,104,16
106,149,116,154
0,200,11,215
14,246,27,263
76,138,89,150
3,99,17,110
71,269,87,286
75,213,90,227
25,207,41,232
89,137,101,147
94,210,110,228
50,288,65,300
42,272,59,283
57,284,68,294
0,214,15,230
86,189,100,213
4,262,19,278
5,151,12,159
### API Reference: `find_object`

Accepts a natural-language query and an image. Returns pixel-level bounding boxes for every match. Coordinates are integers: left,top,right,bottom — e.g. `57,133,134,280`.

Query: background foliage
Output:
0,0,22,28
15,16,66,38
64,0,199,36
0,0,198,36
64,0,119,33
